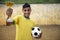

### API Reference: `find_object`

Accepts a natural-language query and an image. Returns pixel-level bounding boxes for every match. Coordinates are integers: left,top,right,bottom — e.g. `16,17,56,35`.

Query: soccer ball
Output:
31,27,42,38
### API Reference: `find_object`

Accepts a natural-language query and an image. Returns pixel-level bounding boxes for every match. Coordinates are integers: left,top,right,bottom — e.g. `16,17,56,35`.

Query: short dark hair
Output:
23,3,30,8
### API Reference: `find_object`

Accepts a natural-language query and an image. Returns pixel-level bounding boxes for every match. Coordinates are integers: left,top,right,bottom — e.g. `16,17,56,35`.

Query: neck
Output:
24,16,30,19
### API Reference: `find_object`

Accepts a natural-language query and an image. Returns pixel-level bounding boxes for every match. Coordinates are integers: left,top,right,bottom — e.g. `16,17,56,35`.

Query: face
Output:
22,7,31,18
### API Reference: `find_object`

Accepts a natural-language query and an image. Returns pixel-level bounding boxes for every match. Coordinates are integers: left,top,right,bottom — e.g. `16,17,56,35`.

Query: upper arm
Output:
13,16,20,24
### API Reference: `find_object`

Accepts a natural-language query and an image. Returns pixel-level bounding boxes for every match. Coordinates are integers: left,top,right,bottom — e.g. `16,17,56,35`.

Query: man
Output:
7,3,35,40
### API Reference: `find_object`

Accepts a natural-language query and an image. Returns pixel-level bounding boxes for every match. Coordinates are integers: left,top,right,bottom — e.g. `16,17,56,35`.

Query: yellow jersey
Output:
13,15,35,40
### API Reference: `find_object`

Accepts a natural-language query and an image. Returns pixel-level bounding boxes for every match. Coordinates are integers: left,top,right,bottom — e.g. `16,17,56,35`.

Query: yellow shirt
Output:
13,15,35,40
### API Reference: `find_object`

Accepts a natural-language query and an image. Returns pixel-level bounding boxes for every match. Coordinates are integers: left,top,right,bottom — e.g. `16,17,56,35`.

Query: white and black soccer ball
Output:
31,27,42,38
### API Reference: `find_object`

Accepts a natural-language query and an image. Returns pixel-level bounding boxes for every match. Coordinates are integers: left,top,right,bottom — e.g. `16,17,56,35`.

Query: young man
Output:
7,3,35,40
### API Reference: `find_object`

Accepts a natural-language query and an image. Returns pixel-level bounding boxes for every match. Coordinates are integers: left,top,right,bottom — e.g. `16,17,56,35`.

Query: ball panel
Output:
31,26,42,38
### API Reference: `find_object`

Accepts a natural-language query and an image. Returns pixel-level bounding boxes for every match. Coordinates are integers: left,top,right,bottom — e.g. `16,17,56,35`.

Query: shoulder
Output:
13,15,22,19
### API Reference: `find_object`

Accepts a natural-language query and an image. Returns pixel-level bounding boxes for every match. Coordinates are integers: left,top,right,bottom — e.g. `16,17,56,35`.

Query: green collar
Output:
24,16,30,19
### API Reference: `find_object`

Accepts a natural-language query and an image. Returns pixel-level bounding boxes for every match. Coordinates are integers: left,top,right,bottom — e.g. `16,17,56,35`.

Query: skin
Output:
22,7,31,19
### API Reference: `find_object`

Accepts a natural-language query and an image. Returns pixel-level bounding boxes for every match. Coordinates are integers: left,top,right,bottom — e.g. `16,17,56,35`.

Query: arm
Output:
6,15,20,26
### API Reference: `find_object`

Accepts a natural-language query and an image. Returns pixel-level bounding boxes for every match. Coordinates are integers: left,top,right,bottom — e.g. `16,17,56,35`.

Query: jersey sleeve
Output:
13,15,20,24
33,21,35,26
31,20,35,27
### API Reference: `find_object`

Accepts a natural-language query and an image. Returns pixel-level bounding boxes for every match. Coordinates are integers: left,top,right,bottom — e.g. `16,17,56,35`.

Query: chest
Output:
18,18,33,29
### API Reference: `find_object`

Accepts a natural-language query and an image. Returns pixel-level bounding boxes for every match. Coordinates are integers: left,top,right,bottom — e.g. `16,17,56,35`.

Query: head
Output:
6,8,13,17
22,3,31,19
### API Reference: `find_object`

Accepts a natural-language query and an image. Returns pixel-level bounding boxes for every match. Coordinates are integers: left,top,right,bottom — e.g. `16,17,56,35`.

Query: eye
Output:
38,28,40,31
32,28,34,30
27,9,30,11
24,10,26,11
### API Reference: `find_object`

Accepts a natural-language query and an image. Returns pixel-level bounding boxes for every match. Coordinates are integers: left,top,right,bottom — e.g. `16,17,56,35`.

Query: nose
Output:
34,32,38,36
25,11,29,13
